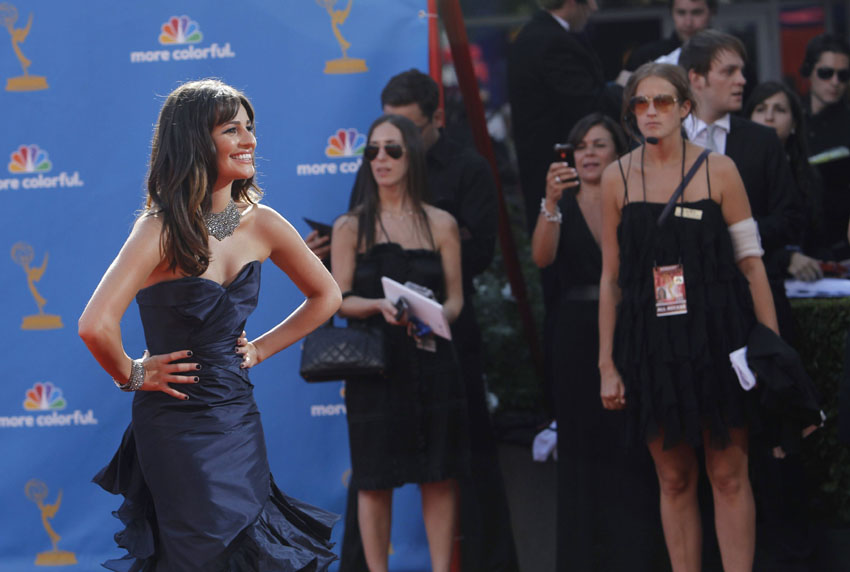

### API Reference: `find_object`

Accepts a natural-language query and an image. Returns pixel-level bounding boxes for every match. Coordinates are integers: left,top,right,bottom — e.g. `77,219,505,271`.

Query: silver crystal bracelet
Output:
114,359,145,392
540,198,562,224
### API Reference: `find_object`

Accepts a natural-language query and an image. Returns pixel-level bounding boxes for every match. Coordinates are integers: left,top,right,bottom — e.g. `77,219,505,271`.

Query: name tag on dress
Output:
674,206,703,220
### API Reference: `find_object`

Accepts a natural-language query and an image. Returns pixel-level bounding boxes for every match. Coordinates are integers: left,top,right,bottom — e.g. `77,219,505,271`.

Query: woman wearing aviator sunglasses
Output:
598,63,778,572
330,114,467,572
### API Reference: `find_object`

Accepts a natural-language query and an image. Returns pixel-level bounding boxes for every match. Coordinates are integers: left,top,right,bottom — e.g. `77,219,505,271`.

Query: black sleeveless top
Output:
344,224,469,490
613,157,755,450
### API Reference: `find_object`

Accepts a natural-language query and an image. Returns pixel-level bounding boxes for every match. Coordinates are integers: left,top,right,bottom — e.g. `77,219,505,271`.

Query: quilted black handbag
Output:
299,319,386,382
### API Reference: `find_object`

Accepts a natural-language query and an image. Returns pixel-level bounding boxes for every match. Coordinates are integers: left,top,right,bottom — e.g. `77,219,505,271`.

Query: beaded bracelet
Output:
540,198,562,224
114,359,145,392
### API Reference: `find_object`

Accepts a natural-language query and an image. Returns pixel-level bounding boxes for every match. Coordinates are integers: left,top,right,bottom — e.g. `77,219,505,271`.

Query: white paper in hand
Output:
381,277,452,340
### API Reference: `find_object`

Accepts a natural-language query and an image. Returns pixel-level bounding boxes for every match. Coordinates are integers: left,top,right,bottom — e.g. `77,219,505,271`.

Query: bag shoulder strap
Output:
657,148,711,226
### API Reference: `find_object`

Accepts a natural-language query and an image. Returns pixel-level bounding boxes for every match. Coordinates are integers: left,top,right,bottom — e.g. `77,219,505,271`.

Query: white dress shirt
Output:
656,47,681,66
549,12,571,32
684,113,731,154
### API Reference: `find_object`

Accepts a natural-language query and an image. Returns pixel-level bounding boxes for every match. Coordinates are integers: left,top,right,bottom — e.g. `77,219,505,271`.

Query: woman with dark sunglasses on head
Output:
532,113,663,571
330,114,468,572
598,63,778,572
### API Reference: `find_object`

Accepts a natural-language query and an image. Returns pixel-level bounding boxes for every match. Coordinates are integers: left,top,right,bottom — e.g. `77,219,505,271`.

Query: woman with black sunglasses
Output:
330,114,468,572
598,63,778,572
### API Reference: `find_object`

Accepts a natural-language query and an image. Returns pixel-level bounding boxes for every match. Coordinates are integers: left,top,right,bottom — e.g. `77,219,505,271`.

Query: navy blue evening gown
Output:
94,260,338,571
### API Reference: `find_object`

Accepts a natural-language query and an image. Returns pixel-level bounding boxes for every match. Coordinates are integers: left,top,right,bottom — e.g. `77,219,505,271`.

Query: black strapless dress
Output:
345,243,470,490
93,261,338,572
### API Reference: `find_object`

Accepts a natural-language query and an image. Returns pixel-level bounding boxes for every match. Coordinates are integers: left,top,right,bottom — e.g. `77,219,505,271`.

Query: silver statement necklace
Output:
204,199,241,241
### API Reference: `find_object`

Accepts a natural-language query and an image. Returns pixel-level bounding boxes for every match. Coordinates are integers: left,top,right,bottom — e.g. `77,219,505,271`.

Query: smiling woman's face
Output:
212,105,256,191
574,124,618,185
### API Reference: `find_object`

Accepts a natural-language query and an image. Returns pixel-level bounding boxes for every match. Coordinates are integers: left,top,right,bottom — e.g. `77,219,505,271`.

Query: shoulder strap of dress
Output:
376,213,392,244
422,208,437,251
706,153,712,199
616,157,630,204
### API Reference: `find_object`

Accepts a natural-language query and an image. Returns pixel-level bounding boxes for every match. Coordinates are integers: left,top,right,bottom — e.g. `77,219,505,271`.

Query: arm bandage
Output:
728,217,764,261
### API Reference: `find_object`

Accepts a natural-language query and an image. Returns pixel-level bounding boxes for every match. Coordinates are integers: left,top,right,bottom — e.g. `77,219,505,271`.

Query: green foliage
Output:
473,246,544,412
791,298,850,524
472,187,545,414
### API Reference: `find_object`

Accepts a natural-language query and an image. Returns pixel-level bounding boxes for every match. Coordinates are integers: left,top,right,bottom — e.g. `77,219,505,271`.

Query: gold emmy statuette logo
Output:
25,479,77,566
12,242,63,330
317,0,368,74
2,3,48,92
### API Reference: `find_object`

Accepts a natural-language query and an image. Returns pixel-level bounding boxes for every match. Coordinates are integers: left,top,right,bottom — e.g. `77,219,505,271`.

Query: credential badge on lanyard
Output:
653,264,687,317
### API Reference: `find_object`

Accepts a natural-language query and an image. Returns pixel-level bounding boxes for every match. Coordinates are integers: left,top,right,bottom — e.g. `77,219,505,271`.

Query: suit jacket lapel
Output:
725,117,744,160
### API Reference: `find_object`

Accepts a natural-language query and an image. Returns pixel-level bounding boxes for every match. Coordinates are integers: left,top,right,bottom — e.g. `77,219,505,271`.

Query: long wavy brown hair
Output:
351,114,431,251
145,79,261,276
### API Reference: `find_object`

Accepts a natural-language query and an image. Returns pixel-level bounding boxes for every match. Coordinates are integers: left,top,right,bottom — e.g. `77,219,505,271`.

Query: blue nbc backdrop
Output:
0,1,431,570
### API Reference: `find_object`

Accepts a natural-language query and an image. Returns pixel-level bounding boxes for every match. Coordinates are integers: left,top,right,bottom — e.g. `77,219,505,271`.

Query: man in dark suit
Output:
508,0,618,234
680,30,809,569
679,30,803,336
625,0,716,72
800,34,850,260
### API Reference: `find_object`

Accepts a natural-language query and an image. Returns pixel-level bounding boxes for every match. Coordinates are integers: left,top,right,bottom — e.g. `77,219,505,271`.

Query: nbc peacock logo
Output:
131,15,234,63
2,145,84,191
325,128,366,159
23,382,65,411
0,383,98,429
297,127,365,177
159,15,203,44
8,144,51,173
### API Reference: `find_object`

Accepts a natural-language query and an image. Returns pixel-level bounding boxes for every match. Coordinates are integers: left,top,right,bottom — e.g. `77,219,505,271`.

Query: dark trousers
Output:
339,303,519,571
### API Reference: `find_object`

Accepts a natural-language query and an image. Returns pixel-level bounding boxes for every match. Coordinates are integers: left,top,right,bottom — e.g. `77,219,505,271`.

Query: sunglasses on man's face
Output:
363,143,404,161
629,94,679,114
815,67,850,82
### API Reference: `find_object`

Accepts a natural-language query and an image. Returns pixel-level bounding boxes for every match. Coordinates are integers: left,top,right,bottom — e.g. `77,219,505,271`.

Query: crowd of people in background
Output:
506,0,848,571
303,0,847,567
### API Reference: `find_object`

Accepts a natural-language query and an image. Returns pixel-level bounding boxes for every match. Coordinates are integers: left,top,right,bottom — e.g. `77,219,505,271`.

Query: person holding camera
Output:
330,114,468,572
531,113,662,571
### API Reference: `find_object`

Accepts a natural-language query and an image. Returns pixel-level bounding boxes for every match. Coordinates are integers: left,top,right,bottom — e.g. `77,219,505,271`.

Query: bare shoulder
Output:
706,151,738,178
424,204,458,233
333,212,359,237
601,157,628,205
249,203,304,239
130,211,164,245
706,151,743,189
249,202,286,225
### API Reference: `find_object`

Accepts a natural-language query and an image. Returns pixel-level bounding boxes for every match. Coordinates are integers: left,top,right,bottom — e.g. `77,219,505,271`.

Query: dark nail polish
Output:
183,395,189,400
187,350,193,357
194,377,199,382
196,364,202,370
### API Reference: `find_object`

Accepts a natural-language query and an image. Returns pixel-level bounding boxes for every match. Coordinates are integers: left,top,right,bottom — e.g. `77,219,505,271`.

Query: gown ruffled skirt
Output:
93,261,338,571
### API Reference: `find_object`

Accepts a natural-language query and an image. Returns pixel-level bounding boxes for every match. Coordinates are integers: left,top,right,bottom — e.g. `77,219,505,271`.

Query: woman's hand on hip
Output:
235,330,260,369
140,349,200,400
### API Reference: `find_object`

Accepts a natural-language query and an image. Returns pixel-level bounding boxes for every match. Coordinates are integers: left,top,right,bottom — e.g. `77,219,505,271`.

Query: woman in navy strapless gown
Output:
78,79,342,571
